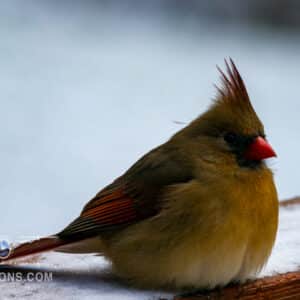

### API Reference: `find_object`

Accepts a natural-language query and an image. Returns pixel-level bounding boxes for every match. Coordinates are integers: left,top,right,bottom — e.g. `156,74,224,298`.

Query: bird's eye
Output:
224,132,238,144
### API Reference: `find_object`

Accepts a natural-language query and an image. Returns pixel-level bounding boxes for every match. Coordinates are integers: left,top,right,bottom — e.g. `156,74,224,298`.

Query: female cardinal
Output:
0,59,278,290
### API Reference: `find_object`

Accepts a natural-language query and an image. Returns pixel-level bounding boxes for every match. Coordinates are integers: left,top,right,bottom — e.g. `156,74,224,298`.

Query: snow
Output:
0,254,173,300
262,204,300,276
0,204,299,299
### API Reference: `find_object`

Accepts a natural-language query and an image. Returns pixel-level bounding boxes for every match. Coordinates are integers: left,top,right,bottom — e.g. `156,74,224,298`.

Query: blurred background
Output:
1,0,300,240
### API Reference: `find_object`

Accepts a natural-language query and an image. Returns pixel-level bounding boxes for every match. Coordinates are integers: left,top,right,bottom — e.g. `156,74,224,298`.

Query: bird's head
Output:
173,59,276,169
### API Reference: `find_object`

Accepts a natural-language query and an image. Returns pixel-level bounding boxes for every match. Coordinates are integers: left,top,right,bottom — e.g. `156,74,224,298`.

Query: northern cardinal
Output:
0,59,278,290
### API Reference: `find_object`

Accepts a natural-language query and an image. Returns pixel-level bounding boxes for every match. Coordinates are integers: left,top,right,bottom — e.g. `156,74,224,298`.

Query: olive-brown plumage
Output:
1,59,278,291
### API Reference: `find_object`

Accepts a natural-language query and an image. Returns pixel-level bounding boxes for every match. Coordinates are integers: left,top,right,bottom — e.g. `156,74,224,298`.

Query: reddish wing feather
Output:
81,196,137,225
58,187,139,239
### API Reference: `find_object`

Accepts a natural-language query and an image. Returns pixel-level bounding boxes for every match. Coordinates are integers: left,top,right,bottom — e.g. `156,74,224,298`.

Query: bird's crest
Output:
215,58,252,108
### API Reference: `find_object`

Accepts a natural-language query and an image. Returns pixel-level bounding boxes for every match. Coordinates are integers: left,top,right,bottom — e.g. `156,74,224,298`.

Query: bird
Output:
0,59,278,291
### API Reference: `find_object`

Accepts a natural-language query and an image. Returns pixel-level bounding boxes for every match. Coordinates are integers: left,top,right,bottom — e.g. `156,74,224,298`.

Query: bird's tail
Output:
0,235,67,263
0,235,104,263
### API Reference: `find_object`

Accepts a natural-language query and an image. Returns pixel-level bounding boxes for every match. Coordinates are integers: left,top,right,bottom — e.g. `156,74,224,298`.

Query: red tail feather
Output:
0,236,66,263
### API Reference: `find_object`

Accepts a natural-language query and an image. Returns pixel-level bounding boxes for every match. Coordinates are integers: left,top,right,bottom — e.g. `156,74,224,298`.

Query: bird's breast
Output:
166,168,279,288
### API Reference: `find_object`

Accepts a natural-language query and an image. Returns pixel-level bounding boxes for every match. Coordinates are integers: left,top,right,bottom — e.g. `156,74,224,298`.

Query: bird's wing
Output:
58,145,193,240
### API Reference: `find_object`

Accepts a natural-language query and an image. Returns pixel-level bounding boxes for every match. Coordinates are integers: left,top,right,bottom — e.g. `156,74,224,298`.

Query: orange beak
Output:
244,136,277,161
